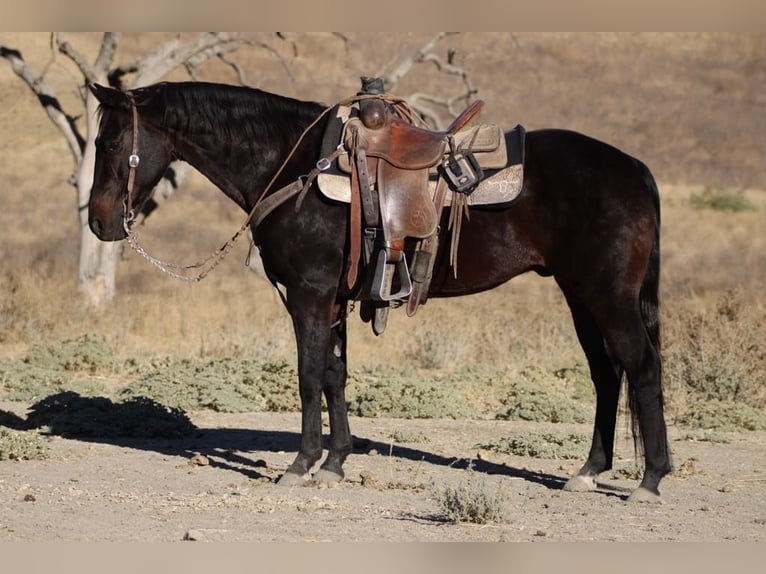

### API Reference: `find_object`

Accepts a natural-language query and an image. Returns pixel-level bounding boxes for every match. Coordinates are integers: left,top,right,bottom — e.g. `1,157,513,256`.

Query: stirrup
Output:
370,249,412,302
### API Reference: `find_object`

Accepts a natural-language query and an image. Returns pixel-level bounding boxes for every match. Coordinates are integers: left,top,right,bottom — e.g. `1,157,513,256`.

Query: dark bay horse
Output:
87,81,670,502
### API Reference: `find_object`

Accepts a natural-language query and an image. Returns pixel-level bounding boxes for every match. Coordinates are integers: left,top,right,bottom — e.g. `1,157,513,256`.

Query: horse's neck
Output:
173,131,270,212
164,98,321,213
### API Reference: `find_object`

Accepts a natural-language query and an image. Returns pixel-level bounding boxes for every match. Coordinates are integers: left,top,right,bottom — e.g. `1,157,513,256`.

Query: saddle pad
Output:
337,122,506,173
318,124,526,207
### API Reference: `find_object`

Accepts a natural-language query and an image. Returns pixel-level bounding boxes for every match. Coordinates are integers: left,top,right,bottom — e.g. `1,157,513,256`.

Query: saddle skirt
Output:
317,103,525,208
312,96,526,322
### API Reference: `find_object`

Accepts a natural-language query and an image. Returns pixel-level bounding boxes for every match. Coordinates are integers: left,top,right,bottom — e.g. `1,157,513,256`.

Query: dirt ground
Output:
1,404,764,542
1,33,765,547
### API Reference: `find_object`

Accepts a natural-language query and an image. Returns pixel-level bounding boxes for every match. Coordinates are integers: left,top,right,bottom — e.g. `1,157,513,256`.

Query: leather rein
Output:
119,91,410,282
121,94,326,281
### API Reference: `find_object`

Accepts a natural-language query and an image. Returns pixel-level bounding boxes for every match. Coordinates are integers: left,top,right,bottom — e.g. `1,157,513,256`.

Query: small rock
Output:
368,448,379,456
674,458,700,478
23,494,36,502
720,483,737,493
534,530,547,537
360,471,378,487
188,454,210,467
476,449,493,462
253,459,267,468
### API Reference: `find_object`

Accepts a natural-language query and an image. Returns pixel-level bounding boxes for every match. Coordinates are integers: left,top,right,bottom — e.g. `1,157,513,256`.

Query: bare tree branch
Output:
376,32,477,128
94,32,119,73
0,45,84,165
418,52,477,115
330,32,350,58
217,53,250,86
379,32,458,89
130,32,244,87
54,32,98,84
276,32,298,57
242,35,295,83
3,32,284,306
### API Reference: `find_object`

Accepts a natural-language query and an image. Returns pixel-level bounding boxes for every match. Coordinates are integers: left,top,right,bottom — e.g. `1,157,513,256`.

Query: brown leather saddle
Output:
340,94,486,304
313,77,515,334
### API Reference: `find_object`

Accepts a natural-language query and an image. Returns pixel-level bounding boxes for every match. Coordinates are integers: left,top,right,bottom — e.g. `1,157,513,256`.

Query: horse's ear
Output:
89,83,129,109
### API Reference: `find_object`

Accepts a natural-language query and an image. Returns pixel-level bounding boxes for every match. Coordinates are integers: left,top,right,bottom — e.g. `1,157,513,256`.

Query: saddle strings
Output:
121,93,418,283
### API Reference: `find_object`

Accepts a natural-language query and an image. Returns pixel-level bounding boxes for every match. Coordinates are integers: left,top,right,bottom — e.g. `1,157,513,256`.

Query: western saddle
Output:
319,77,511,334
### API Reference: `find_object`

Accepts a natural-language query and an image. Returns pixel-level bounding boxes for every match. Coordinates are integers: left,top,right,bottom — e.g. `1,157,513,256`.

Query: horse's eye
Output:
96,137,120,152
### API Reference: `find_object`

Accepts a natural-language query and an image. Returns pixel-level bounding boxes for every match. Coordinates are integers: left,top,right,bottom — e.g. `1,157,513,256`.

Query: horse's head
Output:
88,83,173,241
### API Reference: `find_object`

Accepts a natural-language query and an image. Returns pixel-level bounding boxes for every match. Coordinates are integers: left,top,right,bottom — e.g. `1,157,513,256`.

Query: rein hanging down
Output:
120,92,412,282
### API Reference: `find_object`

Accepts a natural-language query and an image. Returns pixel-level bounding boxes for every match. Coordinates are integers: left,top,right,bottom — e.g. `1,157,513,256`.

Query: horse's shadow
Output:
1,391,579,492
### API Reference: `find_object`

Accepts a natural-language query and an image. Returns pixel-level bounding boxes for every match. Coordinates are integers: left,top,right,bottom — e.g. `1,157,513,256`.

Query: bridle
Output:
123,93,140,234
117,90,406,282
119,90,333,282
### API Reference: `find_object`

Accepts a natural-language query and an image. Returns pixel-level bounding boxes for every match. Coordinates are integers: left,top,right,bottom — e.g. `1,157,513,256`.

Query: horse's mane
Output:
134,81,327,144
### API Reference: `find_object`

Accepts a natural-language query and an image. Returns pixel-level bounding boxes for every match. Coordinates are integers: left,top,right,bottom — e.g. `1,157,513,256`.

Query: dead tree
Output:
3,32,473,305
378,32,477,129
1,33,281,306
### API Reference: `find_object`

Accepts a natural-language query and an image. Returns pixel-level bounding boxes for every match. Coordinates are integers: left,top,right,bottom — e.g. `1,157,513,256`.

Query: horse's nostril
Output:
90,218,103,237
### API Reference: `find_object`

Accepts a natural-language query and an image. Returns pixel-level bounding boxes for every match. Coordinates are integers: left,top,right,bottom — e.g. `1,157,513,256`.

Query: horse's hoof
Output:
562,475,597,492
313,468,344,485
277,471,308,487
627,486,663,504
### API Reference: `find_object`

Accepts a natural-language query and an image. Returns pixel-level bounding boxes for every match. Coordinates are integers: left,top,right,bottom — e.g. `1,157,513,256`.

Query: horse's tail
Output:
639,165,662,355
627,162,663,453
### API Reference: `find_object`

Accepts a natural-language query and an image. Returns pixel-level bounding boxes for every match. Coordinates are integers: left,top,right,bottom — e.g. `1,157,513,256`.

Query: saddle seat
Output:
337,94,490,313
353,99,485,170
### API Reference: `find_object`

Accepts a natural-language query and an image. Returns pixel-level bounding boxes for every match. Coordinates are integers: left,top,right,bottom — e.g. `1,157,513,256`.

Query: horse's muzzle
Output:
89,215,127,241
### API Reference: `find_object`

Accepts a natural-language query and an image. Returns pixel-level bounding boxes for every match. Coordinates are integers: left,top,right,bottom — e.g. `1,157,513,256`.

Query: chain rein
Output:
120,93,410,282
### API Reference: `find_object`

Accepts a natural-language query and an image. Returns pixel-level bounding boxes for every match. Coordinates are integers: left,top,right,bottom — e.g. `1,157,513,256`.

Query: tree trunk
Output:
76,83,123,305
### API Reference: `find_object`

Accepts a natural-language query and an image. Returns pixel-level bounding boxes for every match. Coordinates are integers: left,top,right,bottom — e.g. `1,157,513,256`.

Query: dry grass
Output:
1,34,765,432
434,472,508,524
2,185,763,431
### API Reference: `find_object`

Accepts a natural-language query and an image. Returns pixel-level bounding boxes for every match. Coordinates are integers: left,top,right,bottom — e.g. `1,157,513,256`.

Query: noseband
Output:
123,93,140,233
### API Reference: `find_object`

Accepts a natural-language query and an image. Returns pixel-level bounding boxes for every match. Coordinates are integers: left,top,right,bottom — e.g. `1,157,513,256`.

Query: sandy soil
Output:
1,405,764,542
1,32,765,547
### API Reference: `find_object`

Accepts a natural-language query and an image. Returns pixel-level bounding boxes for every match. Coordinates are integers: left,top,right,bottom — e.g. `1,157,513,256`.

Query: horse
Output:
87,80,670,503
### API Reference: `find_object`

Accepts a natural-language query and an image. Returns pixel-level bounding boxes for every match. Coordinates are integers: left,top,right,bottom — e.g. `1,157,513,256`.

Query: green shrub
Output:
120,358,299,413
676,399,766,431
496,380,592,423
479,432,591,460
347,367,478,419
0,427,50,461
664,290,766,430
690,187,756,212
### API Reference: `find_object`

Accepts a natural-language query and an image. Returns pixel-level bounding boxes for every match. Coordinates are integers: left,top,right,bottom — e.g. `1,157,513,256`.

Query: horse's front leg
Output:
313,303,352,484
277,295,351,486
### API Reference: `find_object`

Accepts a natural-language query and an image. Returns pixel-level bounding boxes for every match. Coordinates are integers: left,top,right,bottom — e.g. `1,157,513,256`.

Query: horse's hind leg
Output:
603,308,670,502
559,288,623,493
585,299,670,502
